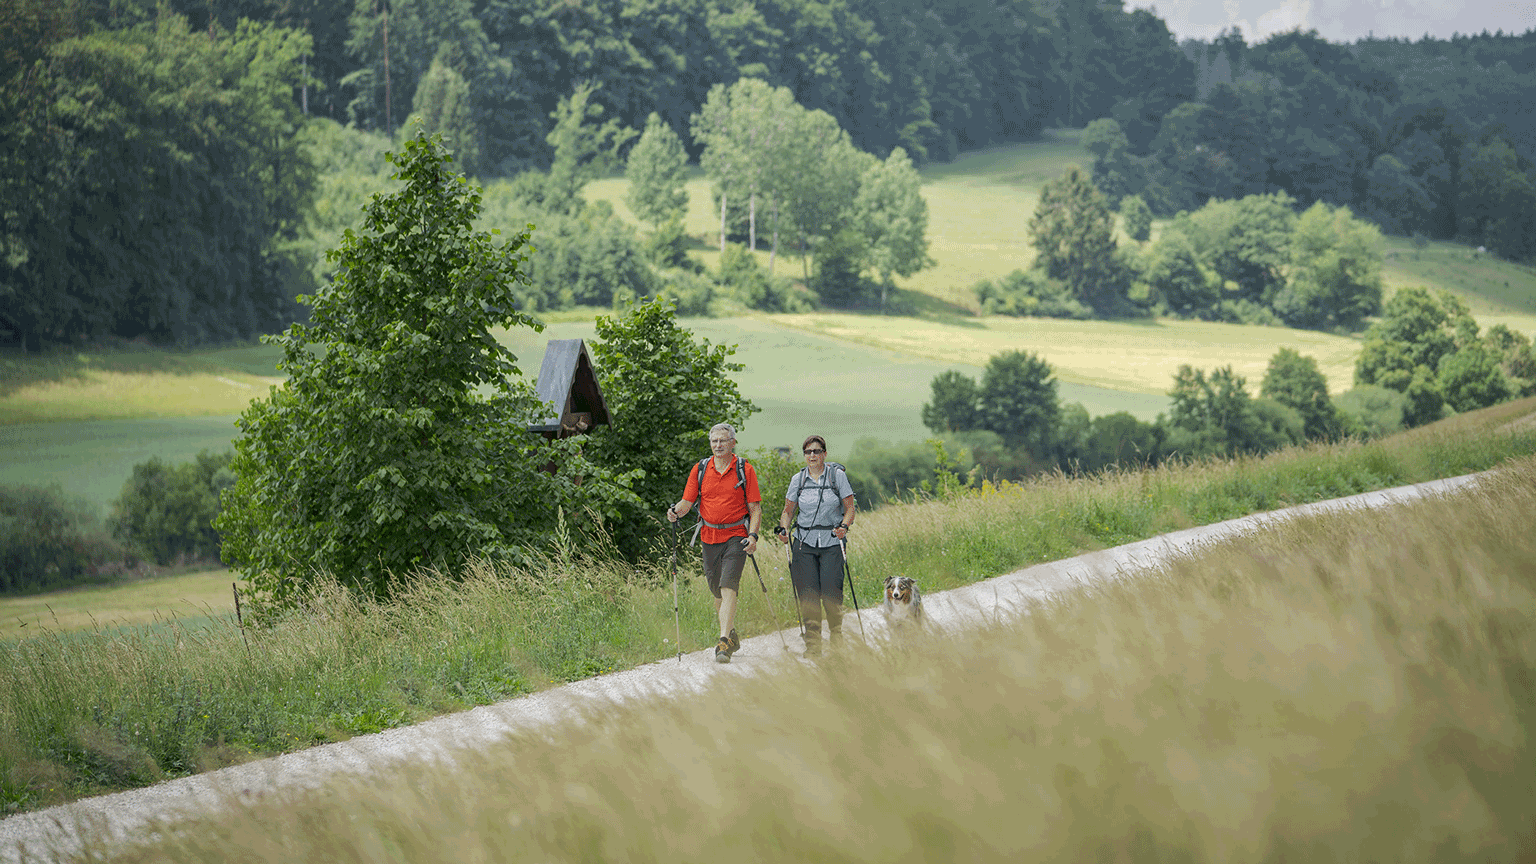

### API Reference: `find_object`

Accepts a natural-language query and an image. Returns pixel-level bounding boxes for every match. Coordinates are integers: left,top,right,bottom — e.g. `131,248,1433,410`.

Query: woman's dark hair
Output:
801,434,827,453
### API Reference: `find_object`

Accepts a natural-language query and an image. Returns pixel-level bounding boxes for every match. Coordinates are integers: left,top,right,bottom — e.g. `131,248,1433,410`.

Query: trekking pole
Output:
779,528,807,639
669,511,683,663
839,531,867,641
747,550,792,653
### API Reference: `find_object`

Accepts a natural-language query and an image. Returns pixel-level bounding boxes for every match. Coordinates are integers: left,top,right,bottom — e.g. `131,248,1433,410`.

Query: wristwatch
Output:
749,532,759,539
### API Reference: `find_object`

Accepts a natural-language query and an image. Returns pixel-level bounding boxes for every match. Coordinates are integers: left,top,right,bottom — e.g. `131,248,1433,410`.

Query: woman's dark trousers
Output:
790,541,844,652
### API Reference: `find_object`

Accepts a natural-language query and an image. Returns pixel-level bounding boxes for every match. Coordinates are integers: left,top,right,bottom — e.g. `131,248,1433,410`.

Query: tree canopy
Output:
1,13,314,350
216,132,637,605
585,298,758,557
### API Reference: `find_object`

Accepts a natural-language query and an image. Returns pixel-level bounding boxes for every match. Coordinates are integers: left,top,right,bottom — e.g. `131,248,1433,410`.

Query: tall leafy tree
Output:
544,81,637,212
1273,201,1383,332
921,370,981,434
625,112,690,229
1,14,315,350
1183,192,1297,304
1354,285,1477,427
776,107,871,278
585,298,758,558
1144,230,1219,319
691,78,798,253
217,132,638,605
852,147,935,309
978,350,1059,456
1260,348,1342,440
1029,165,1123,313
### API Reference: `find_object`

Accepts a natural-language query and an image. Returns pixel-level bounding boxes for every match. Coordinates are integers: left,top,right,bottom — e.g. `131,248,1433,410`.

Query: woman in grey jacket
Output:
774,434,856,655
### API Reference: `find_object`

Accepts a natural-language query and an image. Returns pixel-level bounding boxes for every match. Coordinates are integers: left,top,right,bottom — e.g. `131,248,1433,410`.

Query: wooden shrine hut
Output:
528,338,610,439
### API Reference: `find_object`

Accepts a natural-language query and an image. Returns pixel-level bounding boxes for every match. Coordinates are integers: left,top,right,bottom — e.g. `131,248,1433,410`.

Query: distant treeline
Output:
1089,29,1536,260
3,0,1533,350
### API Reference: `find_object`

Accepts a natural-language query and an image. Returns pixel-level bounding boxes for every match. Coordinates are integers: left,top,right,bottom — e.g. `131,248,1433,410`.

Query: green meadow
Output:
0,569,235,639
0,416,246,508
498,315,1171,452
5,137,1536,516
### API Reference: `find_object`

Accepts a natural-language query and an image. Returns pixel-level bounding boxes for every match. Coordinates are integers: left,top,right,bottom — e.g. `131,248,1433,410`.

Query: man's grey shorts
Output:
701,538,748,598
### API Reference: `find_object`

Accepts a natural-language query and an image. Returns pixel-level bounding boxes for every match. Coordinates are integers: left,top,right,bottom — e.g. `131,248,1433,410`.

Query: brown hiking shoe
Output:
714,636,732,663
727,628,741,656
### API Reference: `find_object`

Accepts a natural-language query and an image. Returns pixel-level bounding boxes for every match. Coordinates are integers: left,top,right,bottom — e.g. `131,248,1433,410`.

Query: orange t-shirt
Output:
683,455,761,544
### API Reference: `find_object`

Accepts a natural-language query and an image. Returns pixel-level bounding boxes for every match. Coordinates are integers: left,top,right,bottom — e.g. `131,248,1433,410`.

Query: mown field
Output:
498,315,1172,450
18,402,1536,860
0,569,233,639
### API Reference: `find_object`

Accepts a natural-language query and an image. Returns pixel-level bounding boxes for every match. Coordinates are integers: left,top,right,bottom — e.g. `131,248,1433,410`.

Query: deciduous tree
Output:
853,147,935,309
585,298,758,557
625,112,690,229
1261,348,1342,440
921,370,981,434
1272,201,1383,332
217,132,637,606
978,350,1059,456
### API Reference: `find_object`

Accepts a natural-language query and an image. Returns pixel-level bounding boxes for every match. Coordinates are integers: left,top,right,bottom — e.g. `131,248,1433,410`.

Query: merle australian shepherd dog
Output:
881,575,923,628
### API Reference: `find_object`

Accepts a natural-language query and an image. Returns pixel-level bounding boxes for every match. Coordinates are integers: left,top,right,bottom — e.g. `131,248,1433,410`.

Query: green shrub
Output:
109,451,233,566
1333,385,1409,438
0,485,124,595
642,217,701,273
648,269,715,317
973,269,1092,319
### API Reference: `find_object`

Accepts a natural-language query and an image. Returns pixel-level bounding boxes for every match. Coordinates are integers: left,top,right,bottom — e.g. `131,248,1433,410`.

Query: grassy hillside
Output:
11,398,1535,845
771,312,1362,395
584,131,1093,310
1381,235,1536,338
0,569,234,639
498,316,1170,452
0,346,281,425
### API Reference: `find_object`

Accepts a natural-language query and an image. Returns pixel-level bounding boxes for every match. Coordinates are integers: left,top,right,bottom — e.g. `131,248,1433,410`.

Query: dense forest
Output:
2,0,1533,350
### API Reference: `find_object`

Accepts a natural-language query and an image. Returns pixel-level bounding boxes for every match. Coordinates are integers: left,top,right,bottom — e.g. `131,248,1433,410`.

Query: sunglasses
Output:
803,448,825,455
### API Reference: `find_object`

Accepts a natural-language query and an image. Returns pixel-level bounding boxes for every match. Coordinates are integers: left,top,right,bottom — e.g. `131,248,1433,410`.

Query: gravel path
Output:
0,471,1486,862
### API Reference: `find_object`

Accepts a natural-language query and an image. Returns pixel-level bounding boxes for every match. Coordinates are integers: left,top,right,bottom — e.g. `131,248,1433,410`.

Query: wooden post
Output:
233,582,250,653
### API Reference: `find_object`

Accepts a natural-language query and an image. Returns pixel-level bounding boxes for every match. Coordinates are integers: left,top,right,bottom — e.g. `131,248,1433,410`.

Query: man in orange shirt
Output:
666,422,762,663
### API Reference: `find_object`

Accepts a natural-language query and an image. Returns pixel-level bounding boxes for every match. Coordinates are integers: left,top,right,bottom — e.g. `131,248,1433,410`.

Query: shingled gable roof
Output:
528,338,611,435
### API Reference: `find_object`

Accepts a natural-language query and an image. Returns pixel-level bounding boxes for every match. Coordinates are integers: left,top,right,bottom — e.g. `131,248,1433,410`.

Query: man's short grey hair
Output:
709,423,737,440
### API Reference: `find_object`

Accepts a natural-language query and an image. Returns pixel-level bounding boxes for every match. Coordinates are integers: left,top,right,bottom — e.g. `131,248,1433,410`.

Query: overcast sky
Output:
1129,0,1535,44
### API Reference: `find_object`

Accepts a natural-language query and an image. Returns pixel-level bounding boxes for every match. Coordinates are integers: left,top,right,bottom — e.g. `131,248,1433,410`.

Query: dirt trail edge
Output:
0,471,1487,861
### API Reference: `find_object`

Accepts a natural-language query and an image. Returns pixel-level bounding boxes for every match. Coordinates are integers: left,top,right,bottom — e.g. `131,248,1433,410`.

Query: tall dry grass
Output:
3,397,1534,817
60,455,1536,863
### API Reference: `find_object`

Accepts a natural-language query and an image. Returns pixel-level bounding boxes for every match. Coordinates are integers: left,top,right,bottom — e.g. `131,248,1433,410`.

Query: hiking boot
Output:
727,628,741,656
714,636,733,663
